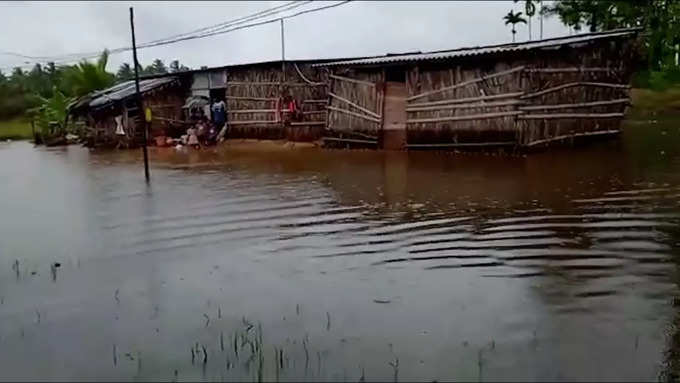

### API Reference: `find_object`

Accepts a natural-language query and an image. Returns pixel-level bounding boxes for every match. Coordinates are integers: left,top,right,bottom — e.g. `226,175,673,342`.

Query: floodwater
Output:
2,120,680,381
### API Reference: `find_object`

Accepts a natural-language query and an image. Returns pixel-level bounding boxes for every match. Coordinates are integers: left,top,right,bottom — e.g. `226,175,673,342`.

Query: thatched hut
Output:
314,28,642,150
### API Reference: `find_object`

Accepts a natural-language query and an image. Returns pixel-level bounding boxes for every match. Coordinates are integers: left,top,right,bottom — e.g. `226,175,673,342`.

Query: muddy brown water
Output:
2,121,680,381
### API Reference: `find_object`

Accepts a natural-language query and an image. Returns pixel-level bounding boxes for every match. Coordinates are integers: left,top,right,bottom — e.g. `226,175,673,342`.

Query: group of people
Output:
181,97,227,149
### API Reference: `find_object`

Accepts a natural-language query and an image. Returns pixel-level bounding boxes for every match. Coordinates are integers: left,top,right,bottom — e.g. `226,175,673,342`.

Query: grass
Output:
629,87,680,119
0,118,33,140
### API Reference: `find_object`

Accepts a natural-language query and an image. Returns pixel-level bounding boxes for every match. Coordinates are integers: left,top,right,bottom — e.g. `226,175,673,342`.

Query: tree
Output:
116,63,134,82
146,59,167,75
523,0,537,40
504,10,527,43
169,59,190,73
543,1,680,71
61,50,115,97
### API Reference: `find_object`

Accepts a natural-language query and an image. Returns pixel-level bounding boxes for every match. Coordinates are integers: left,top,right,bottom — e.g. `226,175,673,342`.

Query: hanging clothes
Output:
114,115,126,136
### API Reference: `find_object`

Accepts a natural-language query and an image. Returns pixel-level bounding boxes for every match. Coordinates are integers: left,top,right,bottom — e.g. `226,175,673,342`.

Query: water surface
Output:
1,121,680,381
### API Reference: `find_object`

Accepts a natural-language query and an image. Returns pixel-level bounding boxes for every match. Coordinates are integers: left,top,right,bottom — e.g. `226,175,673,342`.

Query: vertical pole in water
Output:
129,7,150,182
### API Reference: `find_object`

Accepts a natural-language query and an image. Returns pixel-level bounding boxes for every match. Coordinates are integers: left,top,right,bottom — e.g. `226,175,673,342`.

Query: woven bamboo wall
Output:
405,36,640,148
326,68,383,141
225,62,327,141
406,62,523,145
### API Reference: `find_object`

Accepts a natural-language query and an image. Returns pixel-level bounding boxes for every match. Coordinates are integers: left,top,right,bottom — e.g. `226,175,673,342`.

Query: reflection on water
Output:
1,121,680,380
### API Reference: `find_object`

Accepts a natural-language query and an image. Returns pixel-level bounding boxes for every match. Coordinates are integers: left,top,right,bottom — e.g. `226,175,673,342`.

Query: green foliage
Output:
0,51,190,122
27,87,74,137
544,1,680,70
61,50,115,97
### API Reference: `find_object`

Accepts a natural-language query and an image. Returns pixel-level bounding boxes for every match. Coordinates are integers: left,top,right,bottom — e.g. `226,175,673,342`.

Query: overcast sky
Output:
0,1,571,73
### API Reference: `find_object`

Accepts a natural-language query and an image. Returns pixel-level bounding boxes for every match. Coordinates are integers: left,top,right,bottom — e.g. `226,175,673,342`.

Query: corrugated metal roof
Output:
313,28,641,67
88,77,179,109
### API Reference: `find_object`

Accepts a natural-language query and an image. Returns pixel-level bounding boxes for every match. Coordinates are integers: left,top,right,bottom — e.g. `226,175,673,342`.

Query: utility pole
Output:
280,18,286,83
539,0,544,40
129,7,150,182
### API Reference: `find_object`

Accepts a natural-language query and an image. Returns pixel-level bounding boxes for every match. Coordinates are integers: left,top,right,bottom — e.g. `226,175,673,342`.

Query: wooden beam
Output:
303,99,327,104
519,112,624,119
407,99,523,112
329,74,375,87
408,92,524,108
407,111,524,124
327,106,381,123
407,66,525,102
525,67,613,73
323,137,377,145
329,92,380,118
407,141,515,148
520,82,631,99
525,129,621,146
519,98,630,111
303,110,327,115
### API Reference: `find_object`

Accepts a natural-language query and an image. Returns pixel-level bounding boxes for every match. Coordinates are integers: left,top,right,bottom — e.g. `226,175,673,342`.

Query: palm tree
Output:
524,0,537,40
116,63,134,82
61,50,115,98
504,10,527,43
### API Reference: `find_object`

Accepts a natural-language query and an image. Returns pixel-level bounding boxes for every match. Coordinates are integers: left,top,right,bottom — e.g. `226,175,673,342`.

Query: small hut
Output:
314,28,642,150
68,77,184,147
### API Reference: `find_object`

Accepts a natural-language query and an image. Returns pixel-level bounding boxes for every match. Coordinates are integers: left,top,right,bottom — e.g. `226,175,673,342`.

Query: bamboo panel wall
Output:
405,36,639,148
406,63,523,145
326,68,383,141
225,62,327,141
517,38,638,146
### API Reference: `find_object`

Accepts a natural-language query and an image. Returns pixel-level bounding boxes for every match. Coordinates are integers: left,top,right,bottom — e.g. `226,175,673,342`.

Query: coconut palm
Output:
61,50,115,98
504,10,527,43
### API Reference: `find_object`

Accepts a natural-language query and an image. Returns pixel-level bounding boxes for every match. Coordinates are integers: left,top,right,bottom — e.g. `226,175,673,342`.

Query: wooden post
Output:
130,7,150,182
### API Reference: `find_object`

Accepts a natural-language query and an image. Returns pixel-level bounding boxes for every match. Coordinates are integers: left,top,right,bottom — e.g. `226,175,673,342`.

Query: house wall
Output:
404,36,640,148
224,62,327,141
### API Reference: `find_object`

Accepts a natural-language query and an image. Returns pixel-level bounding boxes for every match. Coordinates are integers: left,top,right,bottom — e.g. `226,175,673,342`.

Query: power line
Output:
0,0,353,72
1,0,318,66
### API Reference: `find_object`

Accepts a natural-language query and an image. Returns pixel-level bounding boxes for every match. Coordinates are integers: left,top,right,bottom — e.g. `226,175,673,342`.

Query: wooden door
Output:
382,81,407,150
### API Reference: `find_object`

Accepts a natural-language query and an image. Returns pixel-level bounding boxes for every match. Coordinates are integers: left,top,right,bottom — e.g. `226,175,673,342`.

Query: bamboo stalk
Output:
303,99,327,104
227,120,279,125
407,66,525,102
521,82,631,99
228,109,276,114
408,92,524,108
290,121,325,126
329,74,375,87
407,141,515,148
519,112,624,119
407,111,524,124
525,67,613,73
329,92,380,118
323,137,377,145
226,96,277,101
525,129,621,146
227,81,326,87
327,106,381,123
303,110,326,115
407,100,523,112
519,98,630,111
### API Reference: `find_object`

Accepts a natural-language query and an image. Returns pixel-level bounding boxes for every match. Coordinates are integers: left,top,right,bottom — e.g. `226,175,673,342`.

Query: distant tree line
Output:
0,52,190,121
